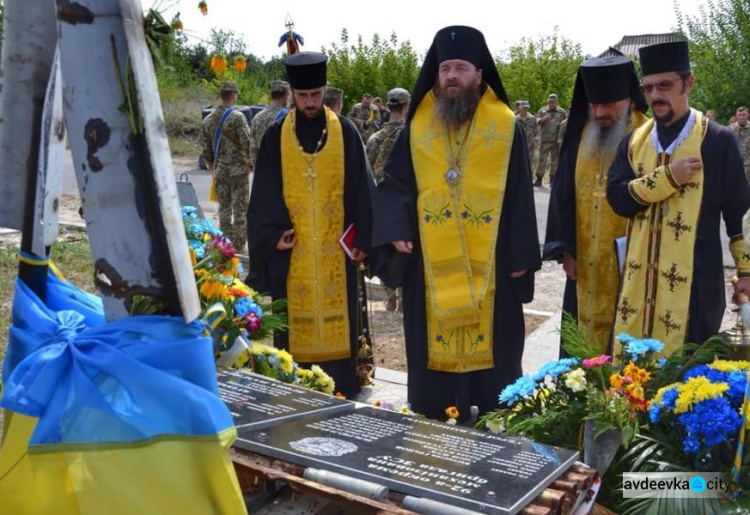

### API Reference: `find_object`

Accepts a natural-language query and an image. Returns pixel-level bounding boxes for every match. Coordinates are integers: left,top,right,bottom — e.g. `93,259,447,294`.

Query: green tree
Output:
323,30,420,113
676,0,750,122
495,29,583,114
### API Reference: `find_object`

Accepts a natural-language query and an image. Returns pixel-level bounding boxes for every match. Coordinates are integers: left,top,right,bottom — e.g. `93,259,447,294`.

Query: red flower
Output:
245,312,261,334
211,235,236,259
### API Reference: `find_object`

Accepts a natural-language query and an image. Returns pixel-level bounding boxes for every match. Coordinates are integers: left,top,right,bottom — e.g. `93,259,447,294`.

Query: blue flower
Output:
683,435,700,453
248,302,263,317
484,215,492,224
499,375,537,405
649,403,661,424
677,397,742,453
660,387,679,410
461,211,468,219
657,357,667,368
532,358,580,382
445,210,453,218
619,333,665,360
234,297,253,317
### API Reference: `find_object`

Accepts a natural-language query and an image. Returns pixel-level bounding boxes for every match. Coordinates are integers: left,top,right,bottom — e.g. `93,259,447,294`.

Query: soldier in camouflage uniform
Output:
731,106,750,181
366,87,410,312
348,93,381,142
201,81,253,251
515,100,538,173
535,93,567,186
373,96,390,124
557,117,567,147
249,80,291,166
324,87,344,114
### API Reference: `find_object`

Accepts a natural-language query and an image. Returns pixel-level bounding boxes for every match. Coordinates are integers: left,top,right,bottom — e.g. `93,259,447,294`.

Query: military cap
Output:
387,87,410,105
548,93,558,100
270,80,290,94
220,81,239,94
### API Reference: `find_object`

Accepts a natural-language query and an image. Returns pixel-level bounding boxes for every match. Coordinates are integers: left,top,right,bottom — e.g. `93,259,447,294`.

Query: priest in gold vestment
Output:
544,55,648,354
246,52,374,397
607,41,750,356
372,26,541,421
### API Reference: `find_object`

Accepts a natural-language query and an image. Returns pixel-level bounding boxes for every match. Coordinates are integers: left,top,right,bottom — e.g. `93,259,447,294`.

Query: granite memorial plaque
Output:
235,407,578,514
217,369,354,430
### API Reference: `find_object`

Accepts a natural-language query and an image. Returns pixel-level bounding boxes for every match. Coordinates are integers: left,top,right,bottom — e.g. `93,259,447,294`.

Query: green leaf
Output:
594,419,615,438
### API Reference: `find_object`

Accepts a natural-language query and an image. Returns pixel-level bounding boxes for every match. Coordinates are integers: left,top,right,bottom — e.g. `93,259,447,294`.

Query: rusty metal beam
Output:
55,0,199,320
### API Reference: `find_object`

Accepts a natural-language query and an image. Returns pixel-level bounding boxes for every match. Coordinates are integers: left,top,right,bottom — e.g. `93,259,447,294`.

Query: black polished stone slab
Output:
235,407,578,514
217,369,354,431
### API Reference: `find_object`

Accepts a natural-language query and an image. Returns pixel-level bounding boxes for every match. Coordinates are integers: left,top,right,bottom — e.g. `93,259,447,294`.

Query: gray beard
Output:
433,85,480,129
580,111,630,160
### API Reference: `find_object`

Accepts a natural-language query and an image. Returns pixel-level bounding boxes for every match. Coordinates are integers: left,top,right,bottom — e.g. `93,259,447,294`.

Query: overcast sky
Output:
161,0,705,61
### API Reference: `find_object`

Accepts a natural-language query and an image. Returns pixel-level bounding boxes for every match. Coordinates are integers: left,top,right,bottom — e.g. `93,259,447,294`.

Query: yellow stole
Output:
411,88,515,373
614,109,706,355
281,107,350,362
575,110,648,352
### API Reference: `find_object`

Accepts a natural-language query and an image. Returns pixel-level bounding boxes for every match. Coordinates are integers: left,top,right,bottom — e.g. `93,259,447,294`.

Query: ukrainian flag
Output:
0,272,246,514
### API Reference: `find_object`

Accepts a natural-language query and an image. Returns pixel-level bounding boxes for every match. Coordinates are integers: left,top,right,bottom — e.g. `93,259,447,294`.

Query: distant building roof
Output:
598,33,683,59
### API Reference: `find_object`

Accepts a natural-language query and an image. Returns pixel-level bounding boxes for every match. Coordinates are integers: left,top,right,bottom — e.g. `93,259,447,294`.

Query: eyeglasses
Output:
639,77,682,94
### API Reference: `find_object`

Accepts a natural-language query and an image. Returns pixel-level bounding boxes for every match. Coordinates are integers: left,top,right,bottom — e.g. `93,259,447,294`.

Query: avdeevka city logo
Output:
690,476,707,493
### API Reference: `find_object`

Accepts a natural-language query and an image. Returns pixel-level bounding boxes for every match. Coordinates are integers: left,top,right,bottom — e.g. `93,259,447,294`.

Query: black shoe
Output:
533,177,542,187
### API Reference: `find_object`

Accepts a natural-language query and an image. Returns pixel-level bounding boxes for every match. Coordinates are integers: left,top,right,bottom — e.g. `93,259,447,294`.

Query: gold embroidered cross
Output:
661,262,688,292
476,122,506,148
303,166,317,191
415,126,439,150
658,309,681,336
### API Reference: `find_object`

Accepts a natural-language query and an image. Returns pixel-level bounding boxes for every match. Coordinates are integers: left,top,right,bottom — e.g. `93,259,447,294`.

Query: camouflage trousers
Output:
526,143,536,178
215,174,249,251
536,141,559,182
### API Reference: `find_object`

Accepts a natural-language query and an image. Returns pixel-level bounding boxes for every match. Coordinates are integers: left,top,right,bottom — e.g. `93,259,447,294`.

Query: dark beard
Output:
652,100,674,125
433,84,480,129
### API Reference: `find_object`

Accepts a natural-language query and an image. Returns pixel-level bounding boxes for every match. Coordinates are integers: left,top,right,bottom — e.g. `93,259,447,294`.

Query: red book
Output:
339,223,357,259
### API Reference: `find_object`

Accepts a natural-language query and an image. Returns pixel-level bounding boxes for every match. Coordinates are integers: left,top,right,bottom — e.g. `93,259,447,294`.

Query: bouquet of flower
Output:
182,206,286,348
235,342,298,383
297,365,336,394
478,315,672,450
648,359,749,464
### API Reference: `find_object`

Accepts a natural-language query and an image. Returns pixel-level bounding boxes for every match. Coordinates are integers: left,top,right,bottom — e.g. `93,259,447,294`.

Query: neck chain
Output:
291,108,328,191
444,121,473,187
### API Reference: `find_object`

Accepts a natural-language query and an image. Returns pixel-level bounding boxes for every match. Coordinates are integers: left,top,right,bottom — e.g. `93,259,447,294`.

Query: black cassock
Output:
371,123,541,421
246,109,373,397
542,124,581,355
607,114,750,344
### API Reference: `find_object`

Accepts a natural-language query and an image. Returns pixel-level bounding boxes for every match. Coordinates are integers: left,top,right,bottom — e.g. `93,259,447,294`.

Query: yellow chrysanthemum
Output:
277,350,294,373
623,362,638,376
195,268,207,277
709,360,750,373
311,365,326,378
199,279,226,299
298,368,312,380
320,378,335,394
626,384,645,400
610,373,623,389
445,406,459,419
673,376,729,414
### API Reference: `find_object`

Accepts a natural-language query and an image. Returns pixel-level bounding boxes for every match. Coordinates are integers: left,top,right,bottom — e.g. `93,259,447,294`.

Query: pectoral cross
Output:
303,166,317,191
